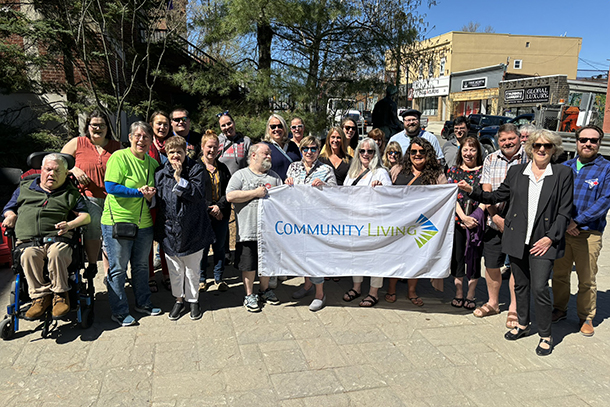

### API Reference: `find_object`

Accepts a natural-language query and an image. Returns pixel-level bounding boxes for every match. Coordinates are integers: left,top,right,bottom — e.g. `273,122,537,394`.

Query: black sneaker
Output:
168,302,184,321
190,303,203,320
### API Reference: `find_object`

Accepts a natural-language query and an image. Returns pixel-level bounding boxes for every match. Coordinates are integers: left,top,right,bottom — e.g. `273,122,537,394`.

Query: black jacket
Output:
204,160,232,220
154,158,215,257
469,163,573,260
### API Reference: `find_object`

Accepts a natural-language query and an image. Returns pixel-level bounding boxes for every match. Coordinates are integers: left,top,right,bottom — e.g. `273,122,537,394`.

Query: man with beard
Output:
473,123,528,328
217,111,251,175
442,116,469,168
552,125,610,336
170,108,202,160
389,109,445,165
226,143,283,312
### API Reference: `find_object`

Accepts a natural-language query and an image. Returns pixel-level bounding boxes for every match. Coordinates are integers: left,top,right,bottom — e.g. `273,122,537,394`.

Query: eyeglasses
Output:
410,149,425,156
216,110,229,118
387,151,400,156
89,123,107,129
532,143,554,150
270,124,283,130
301,147,318,153
132,134,151,141
172,117,188,123
291,125,304,130
343,126,356,131
577,137,600,144
359,149,375,155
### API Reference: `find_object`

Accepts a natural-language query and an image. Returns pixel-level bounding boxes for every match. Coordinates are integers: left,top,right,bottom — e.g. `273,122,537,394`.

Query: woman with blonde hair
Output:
319,127,352,186
262,113,301,180
382,141,402,169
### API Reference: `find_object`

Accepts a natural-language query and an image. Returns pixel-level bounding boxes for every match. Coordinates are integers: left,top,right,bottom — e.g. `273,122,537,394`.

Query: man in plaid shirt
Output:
473,124,528,327
552,125,610,337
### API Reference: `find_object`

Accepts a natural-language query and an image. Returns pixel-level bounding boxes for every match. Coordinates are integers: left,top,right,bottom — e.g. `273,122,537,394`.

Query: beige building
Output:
390,31,582,121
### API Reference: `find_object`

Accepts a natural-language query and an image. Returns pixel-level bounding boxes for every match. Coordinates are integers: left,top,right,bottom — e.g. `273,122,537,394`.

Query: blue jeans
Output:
200,217,228,283
102,225,154,316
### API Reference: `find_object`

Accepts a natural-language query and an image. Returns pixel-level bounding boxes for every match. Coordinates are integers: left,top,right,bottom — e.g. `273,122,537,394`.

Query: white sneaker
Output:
309,296,326,312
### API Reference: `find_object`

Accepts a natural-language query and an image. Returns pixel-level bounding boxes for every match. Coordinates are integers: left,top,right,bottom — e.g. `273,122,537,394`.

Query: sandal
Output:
463,298,476,310
359,294,379,307
385,293,397,303
409,297,424,307
473,303,499,318
162,278,171,291
148,279,158,293
505,311,518,328
451,297,464,308
343,289,361,302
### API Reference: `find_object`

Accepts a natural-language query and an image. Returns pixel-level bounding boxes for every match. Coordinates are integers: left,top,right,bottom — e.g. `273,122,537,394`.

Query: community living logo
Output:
410,214,439,248
273,213,439,249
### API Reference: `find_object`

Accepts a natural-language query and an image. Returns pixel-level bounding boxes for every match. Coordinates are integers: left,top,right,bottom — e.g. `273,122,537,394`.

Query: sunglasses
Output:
216,110,230,118
301,147,318,153
532,143,554,150
270,124,283,130
577,137,600,144
410,149,425,155
387,151,400,156
359,149,375,155
172,117,188,123
291,125,304,130
89,123,107,129
343,126,356,131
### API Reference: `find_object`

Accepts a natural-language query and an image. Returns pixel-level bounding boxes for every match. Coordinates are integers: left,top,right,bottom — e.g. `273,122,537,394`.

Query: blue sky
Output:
418,0,609,77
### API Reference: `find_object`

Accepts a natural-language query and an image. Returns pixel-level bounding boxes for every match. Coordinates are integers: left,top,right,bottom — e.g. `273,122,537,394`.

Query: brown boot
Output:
25,295,52,320
580,319,595,337
52,292,70,319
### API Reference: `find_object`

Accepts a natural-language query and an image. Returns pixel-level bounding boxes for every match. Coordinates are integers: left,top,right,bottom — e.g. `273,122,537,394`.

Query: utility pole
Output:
604,61,610,134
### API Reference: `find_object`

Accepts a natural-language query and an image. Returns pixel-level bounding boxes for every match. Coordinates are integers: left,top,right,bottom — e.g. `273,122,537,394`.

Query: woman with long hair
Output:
319,127,352,186
262,113,301,181
385,137,447,306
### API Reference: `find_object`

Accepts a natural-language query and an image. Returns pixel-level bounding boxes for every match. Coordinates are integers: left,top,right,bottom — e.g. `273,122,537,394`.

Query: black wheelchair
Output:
0,152,96,339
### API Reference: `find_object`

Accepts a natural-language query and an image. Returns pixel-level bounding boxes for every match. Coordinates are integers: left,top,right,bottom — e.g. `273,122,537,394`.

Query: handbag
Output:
108,161,150,240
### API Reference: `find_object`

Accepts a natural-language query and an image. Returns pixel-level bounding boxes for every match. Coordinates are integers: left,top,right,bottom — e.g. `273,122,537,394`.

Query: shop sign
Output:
461,77,487,91
413,77,450,98
504,86,550,104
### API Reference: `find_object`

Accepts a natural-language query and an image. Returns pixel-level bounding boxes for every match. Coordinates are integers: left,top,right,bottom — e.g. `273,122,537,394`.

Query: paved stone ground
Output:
1,228,610,406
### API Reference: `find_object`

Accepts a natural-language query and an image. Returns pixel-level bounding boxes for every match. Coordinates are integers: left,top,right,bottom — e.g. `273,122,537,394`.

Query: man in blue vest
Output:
2,154,90,320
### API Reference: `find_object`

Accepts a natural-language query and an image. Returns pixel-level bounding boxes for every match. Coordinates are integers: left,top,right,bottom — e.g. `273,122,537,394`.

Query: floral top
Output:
285,160,337,185
447,166,482,225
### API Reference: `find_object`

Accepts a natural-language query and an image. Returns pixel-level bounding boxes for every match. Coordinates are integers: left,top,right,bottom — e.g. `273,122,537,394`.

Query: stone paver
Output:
1,226,610,406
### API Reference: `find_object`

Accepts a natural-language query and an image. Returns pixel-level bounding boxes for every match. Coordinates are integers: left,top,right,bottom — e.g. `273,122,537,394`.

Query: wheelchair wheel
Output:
80,306,94,329
0,317,15,340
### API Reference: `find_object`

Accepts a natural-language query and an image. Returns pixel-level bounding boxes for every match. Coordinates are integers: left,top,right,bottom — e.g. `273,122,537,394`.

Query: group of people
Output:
2,105,608,357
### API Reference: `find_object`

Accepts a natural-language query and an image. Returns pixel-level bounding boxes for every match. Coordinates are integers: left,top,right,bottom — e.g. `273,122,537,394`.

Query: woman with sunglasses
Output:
382,141,402,169
385,137,447,306
343,138,391,307
458,130,573,356
262,114,301,181
341,118,359,155
319,127,352,185
285,136,337,311
290,117,305,147
446,136,484,310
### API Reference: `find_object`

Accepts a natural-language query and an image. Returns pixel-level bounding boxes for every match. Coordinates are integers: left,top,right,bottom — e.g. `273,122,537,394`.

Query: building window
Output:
439,58,446,77
525,42,530,48
420,96,438,116
514,59,522,69
418,63,423,79
428,63,434,78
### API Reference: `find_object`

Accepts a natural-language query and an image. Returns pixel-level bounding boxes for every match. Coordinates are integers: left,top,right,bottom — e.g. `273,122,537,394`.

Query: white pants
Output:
165,250,203,303
352,276,383,288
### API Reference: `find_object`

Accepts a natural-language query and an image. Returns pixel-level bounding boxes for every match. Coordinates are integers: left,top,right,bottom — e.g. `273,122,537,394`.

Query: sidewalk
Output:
0,233,609,406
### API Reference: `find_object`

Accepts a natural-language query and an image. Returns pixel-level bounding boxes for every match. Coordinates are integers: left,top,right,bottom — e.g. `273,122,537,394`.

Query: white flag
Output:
258,184,457,278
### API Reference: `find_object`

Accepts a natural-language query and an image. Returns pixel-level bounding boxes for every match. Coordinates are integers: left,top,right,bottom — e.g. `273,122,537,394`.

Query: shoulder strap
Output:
351,168,370,186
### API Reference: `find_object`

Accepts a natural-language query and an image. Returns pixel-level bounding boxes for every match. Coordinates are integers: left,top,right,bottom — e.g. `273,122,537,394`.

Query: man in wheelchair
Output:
2,153,90,320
